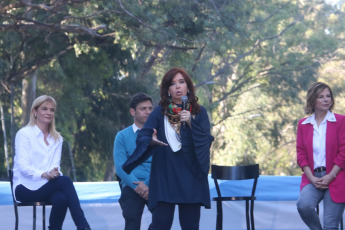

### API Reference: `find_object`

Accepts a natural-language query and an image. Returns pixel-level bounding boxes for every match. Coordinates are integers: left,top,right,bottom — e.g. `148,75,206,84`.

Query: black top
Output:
123,105,214,211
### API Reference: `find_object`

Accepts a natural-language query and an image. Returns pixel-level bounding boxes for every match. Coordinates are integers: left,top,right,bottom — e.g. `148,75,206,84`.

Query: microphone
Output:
181,96,188,129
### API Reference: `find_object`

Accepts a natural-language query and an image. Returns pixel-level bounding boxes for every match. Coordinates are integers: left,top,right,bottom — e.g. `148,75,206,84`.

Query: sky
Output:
324,0,343,5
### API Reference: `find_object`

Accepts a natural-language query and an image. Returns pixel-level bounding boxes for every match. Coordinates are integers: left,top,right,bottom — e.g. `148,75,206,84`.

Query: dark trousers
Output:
119,186,148,230
149,202,201,230
15,176,90,230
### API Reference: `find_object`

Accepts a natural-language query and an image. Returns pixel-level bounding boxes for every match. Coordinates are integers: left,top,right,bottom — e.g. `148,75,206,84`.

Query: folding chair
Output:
211,164,260,230
9,169,51,230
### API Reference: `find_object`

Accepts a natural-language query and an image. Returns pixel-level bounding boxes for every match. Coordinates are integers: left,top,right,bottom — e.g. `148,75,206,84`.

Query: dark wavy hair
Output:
129,92,153,110
159,67,200,115
305,82,334,115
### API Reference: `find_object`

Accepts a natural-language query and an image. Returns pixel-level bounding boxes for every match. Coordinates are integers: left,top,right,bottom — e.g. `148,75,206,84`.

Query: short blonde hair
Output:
304,82,334,115
27,95,61,142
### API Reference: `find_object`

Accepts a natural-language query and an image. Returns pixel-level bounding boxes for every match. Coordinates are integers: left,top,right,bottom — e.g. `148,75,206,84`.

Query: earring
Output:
168,93,170,97
187,90,190,95
34,114,37,118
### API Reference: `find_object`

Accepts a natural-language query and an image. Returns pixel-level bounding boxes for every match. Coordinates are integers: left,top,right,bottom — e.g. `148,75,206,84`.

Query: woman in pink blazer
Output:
296,82,345,230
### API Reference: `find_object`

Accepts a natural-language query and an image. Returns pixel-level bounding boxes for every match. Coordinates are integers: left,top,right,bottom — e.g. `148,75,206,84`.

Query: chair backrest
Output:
9,169,13,185
211,164,260,198
116,174,123,190
8,169,17,204
211,164,260,180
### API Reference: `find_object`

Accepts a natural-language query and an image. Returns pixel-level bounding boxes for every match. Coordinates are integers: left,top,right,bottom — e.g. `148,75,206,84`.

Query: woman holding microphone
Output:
123,68,214,230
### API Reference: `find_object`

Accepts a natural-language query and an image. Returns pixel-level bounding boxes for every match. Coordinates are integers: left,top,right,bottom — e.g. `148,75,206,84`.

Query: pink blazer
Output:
297,113,345,203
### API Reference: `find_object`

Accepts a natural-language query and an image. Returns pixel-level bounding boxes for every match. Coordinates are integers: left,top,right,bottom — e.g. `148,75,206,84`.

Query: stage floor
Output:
0,201,312,230
0,175,338,229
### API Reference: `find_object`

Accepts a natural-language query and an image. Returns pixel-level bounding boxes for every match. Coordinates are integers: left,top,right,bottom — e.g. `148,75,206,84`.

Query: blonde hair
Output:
304,82,334,115
27,95,61,142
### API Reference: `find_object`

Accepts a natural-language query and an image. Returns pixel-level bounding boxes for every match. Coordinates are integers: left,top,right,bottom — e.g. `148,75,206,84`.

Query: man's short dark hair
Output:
130,93,153,110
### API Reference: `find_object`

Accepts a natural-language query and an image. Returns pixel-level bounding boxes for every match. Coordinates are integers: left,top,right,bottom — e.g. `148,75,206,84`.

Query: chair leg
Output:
33,205,36,230
14,205,19,230
43,205,46,230
245,200,250,230
216,200,223,230
250,200,255,230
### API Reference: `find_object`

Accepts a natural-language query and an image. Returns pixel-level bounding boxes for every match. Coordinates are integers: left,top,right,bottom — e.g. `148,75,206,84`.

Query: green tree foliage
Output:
1,0,344,180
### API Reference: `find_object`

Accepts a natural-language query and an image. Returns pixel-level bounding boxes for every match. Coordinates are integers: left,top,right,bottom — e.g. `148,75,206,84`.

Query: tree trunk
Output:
0,103,10,173
21,73,37,127
10,84,15,166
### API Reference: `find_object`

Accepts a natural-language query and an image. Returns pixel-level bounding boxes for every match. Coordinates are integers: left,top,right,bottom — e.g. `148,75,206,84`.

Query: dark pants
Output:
119,186,148,230
149,202,201,230
15,176,90,230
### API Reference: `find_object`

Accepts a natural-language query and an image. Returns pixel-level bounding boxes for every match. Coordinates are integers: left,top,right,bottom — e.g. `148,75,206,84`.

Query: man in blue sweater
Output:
113,92,153,230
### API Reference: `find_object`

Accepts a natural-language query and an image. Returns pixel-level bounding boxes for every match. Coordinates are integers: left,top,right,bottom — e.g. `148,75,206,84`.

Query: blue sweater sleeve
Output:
113,130,140,190
122,128,154,174
122,107,161,174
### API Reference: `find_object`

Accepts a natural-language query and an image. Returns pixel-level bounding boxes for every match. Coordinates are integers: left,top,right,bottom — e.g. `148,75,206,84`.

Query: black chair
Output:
211,164,260,230
8,169,51,230
316,204,344,230
116,174,123,190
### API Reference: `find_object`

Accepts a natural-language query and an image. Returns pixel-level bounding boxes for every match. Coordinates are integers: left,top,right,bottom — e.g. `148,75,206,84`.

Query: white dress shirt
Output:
13,125,63,199
132,122,140,133
302,111,336,169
